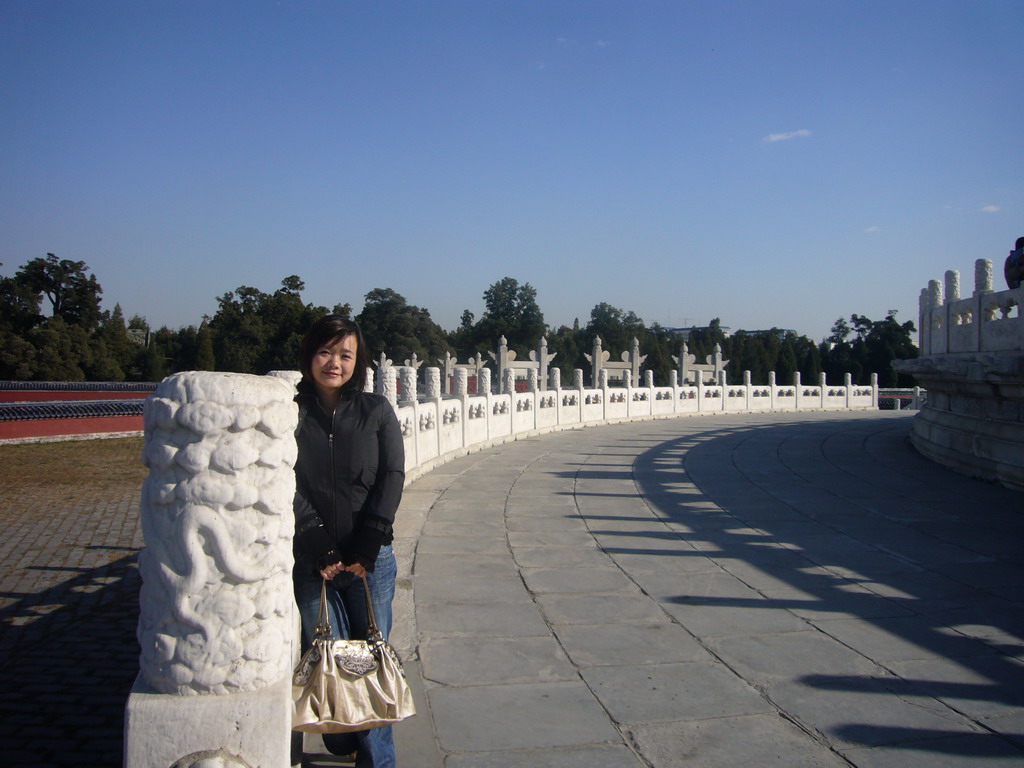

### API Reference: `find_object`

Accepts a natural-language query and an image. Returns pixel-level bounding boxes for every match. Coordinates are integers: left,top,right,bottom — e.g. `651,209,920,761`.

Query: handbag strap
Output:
315,574,384,642
361,574,384,643
313,578,333,640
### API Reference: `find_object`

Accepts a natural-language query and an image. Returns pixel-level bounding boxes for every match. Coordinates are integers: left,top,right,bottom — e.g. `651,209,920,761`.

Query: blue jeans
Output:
294,546,397,768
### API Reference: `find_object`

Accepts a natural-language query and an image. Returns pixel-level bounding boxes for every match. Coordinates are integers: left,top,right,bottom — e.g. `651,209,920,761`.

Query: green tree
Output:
586,303,644,356
474,277,546,354
822,312,917,386
143,337,169,381
0,271,43,334
207,276,334,373
357,288,450,365
195,323,215,371
16,253,103,330
547,322,586,380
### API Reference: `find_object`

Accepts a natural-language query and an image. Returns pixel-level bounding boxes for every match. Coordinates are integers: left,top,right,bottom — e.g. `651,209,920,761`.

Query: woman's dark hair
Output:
1016,236,1024,250
299,315,370,393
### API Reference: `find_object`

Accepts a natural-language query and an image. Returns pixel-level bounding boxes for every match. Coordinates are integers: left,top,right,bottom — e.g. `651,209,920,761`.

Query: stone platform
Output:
2,410,1023,766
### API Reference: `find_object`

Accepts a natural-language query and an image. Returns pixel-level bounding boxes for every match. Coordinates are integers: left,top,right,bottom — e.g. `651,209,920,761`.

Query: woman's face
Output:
311,333,358,396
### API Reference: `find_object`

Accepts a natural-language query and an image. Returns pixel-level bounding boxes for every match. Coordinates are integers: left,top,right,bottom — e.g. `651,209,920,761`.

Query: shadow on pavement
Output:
621,417,1024,760
0,548,141,768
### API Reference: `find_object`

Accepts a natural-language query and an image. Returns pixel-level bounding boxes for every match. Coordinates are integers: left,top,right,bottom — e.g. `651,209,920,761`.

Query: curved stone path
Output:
379,410,1024,768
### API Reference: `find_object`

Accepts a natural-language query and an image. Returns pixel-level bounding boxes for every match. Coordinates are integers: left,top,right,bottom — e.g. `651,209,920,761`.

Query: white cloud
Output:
763,129,811,143
980,204,1002,213
594,39,612,48
864,226,880,233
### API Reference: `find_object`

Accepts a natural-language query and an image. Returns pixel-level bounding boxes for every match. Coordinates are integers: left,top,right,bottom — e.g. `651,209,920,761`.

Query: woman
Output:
293,315,405,768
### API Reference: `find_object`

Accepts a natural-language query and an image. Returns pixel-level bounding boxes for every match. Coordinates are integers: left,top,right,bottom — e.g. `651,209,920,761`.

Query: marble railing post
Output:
549,367,561,391
125,371,299,768
380,366,398,408
454,368,469,396
479,368,492,396
502,368,515,395
527,367,538,393
399,367,417,406
425,367,442,400
929,278,946,354
975,258,994,295
946,270,960,303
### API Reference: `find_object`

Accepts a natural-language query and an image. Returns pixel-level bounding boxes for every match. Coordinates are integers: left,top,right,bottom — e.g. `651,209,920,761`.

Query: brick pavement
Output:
0,437,147,767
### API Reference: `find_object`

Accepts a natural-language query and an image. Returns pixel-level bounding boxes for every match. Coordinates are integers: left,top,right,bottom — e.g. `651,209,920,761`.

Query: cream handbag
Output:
292,576,415,733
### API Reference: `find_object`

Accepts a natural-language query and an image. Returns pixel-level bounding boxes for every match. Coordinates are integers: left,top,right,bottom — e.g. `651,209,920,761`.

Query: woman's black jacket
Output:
293,379,405,572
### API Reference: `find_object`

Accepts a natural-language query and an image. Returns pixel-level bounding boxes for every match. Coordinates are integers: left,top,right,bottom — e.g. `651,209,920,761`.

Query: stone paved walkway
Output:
3,411,1024,767
385,410,1024,767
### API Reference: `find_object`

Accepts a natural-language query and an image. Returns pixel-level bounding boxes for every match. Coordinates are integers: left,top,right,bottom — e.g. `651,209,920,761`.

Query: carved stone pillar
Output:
975,258,994,295
425,367,442,399
454,368,469,396
946,270,961,302
126,371,298,768
380,366,398,408
399,367,417,405
479,367,492,396
549,367,561,390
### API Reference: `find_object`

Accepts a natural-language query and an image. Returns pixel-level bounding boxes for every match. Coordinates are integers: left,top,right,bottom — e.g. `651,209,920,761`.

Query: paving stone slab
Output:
660,598,811,638
416,534,509,556
608,549,723,575
422,519,505,537
979,711,1024,748
506,514,591,532
553,621,709,667
763,677,982,748
428,681,621,753
512,544,612,568
811,615,1000,663
415,599,549,638
520,566,638,594
592,531,706,555
638,569,767,603
536,592,670,625
886,655,1024,720
628,712,849,768
445,744,643,768
507,529,595,547
704,630,888,685
840,733,1024,767
581,661,773,724
420,636,576,686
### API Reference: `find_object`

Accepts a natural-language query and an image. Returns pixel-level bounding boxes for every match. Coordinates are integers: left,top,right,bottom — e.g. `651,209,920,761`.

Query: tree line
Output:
0,254,918,387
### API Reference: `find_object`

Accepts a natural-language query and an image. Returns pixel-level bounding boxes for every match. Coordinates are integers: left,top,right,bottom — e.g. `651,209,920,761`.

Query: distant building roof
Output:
664,325,733,339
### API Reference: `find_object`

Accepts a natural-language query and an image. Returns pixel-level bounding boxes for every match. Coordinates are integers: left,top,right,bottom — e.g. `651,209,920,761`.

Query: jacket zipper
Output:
328,425,336,522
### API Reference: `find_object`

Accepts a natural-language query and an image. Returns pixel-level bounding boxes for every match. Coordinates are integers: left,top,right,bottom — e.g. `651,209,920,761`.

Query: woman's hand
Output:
342,561,367,578
319,561,345,580
319,560,366,579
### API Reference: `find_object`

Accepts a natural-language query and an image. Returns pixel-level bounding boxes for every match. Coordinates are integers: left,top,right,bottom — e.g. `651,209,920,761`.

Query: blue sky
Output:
2,0,1021,343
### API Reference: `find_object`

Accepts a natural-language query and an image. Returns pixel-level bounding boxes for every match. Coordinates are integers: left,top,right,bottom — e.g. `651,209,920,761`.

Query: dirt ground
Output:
0,435,147,503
